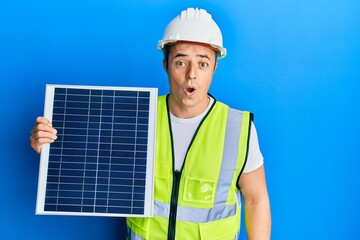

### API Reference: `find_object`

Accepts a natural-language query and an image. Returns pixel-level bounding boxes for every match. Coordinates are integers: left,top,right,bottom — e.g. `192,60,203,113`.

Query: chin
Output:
182,99,198,108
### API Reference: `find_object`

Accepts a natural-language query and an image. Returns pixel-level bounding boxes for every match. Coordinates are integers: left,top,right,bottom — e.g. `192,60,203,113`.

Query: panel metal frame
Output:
36,84,157,217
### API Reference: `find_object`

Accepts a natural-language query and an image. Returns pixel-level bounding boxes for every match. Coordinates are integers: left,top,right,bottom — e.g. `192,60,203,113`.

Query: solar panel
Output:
36,84,157,217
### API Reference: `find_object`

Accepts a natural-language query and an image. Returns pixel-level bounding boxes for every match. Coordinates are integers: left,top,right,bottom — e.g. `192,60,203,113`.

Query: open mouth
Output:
186,87,195,93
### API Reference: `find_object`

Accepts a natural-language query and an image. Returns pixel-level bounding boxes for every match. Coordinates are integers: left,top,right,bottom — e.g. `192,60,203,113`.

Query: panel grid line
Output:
80,89,91,212
131,91,139,214
106,90,116,213
55,88,68,211
93,90,103,211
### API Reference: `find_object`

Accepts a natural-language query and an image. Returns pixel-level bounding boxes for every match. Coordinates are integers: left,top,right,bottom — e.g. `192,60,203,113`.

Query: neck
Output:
168,95,210,119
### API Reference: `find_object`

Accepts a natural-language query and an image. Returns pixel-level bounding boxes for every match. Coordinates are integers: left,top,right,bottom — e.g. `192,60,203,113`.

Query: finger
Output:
33,123,57,135
35,116,52,127
30,123,57,138
31,128,57,142
30,135,56,154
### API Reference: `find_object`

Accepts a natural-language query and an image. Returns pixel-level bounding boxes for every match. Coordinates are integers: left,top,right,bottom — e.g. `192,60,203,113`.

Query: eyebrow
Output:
197,54,210,60
173,53,211,60
173,53,188,59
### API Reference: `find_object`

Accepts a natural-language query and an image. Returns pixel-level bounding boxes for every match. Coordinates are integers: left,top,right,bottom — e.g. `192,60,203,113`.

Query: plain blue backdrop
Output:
1,0,359,239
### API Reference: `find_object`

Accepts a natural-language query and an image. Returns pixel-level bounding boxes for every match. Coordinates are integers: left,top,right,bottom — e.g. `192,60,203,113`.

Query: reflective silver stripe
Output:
215,108,243,205
236,189,242,207
234,191,243,240
154,200,169,218
127,226,145,240
177,203,236,223
154,200,236,223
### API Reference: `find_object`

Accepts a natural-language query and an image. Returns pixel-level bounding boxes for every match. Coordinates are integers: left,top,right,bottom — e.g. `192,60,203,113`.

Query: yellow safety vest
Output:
127,95,252,240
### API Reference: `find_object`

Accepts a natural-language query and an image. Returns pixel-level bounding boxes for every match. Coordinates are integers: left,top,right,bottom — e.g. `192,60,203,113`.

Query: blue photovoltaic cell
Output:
43,87,152,215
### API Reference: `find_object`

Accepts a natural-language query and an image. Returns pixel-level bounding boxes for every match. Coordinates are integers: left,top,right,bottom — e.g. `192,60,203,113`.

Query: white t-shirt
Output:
170,97,264,173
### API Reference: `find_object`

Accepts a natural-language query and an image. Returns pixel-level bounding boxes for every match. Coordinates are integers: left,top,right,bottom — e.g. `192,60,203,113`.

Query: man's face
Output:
164,42,218,117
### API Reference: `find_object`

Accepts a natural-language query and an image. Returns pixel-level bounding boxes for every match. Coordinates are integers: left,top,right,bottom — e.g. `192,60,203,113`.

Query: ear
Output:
162,58,168,73
213,61,218,73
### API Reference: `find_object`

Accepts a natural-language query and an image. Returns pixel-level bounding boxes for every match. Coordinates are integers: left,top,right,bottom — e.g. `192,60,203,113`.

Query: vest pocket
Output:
183,177,215,204
199,215,239,240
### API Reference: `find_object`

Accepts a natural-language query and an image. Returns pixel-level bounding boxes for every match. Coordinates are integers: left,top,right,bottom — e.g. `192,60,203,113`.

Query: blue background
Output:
1,0,359,239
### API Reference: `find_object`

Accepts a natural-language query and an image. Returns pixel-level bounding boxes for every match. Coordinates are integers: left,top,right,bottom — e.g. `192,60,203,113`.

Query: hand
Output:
30,116,57,154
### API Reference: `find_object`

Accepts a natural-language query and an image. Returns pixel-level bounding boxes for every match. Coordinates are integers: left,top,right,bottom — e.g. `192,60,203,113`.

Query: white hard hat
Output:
157,8,227,59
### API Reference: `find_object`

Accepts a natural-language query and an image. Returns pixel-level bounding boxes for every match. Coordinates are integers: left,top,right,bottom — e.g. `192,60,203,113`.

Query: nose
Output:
186,63,197,80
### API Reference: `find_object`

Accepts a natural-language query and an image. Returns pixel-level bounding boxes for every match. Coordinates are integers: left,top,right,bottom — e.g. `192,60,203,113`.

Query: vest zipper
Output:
167,170,181,240
165,94,217,239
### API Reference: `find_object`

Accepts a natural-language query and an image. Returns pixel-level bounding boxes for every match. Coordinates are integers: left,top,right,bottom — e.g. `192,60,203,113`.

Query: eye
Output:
200,62,209,68
175,61,186,67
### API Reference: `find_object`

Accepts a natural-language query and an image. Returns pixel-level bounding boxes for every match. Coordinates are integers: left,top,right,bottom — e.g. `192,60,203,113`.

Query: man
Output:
30,8,271,240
